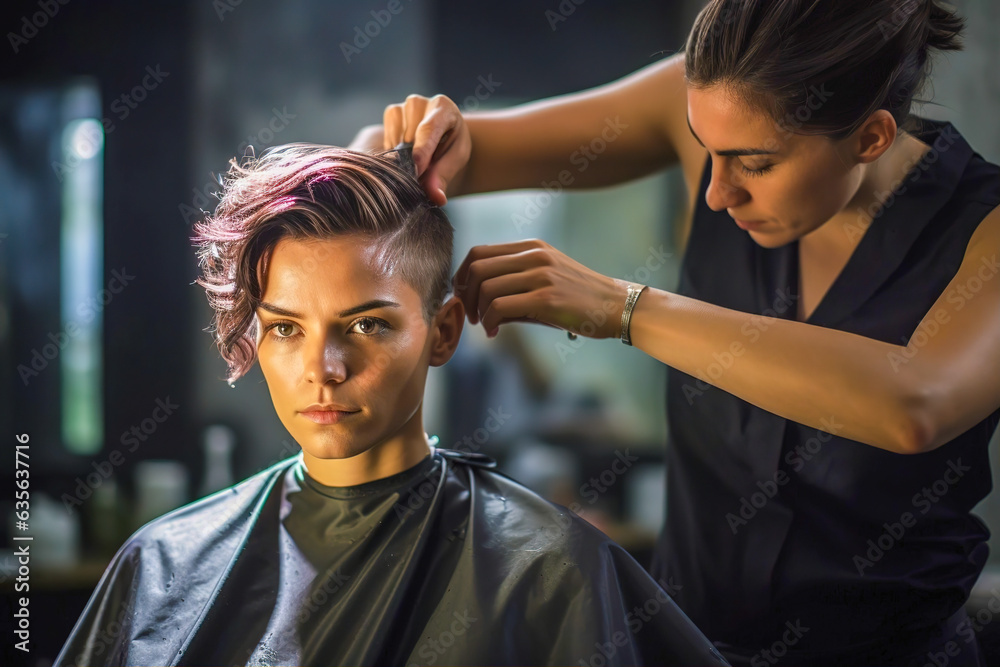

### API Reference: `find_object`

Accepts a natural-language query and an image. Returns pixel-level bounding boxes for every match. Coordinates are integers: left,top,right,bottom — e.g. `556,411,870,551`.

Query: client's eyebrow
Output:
258,299,401,319
686,114,779,157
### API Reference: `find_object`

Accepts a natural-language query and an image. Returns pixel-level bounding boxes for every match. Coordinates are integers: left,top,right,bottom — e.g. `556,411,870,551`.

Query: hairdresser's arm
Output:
350,53,690,205
455,207,1000,455
627,205,1000,454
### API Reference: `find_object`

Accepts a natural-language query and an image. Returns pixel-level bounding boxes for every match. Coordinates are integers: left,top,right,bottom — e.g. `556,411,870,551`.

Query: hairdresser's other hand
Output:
383,94,471,207
454,239,629,339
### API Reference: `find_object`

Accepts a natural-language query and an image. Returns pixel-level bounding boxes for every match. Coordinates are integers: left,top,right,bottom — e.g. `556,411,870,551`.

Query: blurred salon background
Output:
0,1,998,665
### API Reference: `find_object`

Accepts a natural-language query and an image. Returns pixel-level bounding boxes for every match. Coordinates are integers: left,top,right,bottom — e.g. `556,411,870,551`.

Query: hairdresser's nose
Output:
705,159,751,212
304,337,349,385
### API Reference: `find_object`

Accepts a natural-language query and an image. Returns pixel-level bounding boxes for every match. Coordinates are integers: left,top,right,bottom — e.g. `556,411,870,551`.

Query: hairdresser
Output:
352,1,1000,664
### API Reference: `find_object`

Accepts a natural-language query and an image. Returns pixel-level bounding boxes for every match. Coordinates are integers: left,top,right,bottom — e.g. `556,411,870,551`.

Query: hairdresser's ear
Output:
850,109,898,165
428,295,464,367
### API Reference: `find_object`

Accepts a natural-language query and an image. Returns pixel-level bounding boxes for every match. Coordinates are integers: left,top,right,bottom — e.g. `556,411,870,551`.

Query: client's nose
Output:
305,341,349,385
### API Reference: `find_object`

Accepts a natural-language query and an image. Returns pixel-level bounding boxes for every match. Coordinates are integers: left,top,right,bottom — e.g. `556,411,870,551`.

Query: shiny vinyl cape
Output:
54,449,728,666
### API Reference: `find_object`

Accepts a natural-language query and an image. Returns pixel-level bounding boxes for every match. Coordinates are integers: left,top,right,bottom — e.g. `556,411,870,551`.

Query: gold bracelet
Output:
620,284,647,346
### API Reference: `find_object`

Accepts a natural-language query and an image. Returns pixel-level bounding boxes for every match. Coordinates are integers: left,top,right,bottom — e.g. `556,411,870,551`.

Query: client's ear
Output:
428,296,464,367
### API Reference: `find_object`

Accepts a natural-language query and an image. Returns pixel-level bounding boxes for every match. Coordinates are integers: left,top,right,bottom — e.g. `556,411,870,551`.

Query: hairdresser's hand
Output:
383,94,471,207
454,239,629,339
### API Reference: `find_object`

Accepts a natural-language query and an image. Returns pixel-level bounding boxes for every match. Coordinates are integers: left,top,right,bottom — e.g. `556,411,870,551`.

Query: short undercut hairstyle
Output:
192,143,454,384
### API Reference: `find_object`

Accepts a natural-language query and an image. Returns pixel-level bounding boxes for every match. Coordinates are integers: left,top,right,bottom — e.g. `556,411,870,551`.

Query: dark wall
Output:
432,0,683,100
1,4,197,663
0,0,198,480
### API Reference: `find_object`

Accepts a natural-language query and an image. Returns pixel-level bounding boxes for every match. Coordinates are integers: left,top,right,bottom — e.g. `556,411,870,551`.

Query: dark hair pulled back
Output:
685,0,965,139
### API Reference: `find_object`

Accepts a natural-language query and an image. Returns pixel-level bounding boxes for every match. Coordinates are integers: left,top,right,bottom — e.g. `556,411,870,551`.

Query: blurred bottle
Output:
21,493,81,569
133,460,189,529
625,463,666,535
89,477,124,558
199,424,235,497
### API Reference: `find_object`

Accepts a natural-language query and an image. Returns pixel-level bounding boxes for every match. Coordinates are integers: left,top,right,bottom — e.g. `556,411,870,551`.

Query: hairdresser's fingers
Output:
402,94,431,144
383,94,432,147
421,170,449,207
479,294,553,338
464,240,630,338
382,94,469,204
419,127,470,206
475,270,549,327
410,95,455,171
462,252,548,325
383,104,405,149
410,96,469,205
480,276,628,339
454,239,549,294
454,240,552,323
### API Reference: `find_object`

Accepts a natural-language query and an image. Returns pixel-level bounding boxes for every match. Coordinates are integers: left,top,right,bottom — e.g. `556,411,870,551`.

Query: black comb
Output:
393,141,417,177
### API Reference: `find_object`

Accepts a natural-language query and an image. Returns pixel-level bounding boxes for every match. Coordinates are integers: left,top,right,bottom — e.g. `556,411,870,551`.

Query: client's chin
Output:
296,426,419,464
297,437,375,462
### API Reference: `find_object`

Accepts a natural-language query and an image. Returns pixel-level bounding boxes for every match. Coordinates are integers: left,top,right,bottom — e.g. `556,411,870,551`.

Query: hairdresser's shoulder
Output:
622,53,709,197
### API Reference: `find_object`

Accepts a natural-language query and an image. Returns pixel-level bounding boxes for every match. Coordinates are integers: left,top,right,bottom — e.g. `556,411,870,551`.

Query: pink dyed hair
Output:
191,143,453,384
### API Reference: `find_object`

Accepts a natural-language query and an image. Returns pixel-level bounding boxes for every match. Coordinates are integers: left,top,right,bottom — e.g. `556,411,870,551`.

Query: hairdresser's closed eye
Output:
738,161,775,177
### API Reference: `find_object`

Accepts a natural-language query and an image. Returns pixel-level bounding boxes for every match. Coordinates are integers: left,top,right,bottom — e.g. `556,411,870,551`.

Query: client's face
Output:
255,235,434,466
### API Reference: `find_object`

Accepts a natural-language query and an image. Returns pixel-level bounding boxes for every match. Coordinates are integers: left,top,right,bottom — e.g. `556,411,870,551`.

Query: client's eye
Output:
349,317,390,336
265,321,301,342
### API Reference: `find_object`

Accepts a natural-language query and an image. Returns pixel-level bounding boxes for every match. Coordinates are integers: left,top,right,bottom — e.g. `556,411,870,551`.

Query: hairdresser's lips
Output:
731,216,768,231
299,408,361,425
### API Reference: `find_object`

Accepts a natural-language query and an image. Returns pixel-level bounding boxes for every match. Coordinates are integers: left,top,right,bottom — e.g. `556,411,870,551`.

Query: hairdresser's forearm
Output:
455,55,691,196
455,100,674,196
629,289,929,453
346,111,666,196
348,124,385,152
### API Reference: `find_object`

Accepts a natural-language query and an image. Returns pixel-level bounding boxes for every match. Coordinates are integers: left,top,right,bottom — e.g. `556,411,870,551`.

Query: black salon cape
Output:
54,448,727,666
653,117,1000,665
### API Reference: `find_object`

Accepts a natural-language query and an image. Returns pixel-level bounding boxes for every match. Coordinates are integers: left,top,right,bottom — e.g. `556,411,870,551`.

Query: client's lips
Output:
299,404,361,425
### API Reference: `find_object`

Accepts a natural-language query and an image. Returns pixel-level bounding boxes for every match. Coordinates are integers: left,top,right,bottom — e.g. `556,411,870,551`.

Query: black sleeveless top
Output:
650,117,1000,663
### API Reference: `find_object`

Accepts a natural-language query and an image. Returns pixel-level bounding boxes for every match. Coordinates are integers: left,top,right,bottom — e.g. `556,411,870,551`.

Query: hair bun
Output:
925,0,964,52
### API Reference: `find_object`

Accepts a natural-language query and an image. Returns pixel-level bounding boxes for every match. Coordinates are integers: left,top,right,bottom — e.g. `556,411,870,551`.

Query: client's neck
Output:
302,413,432,487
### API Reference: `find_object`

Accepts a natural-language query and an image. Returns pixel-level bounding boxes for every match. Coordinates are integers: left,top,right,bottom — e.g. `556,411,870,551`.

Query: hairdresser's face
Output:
255,235,434,462
686,85,860,248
